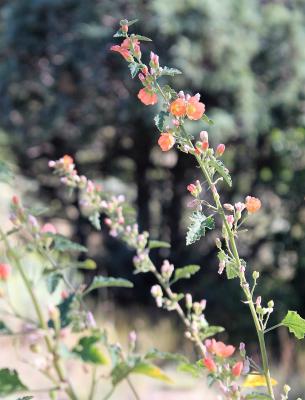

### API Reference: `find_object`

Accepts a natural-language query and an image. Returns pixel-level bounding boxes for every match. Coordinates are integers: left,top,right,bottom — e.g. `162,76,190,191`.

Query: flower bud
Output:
215,238,222,249
283,385,291,395
268,300,274,308
200,130,208,141
252,271,260,280
121,24,128,33
216,144,225,157
151,285,162,298
224,203,234,211
0,263,11,281
185,293,192,309
232,361,243,377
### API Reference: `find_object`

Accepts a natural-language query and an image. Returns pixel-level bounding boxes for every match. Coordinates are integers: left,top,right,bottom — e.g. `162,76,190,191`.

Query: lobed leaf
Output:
282,310,305,339
73,335,108,365
0,369,28,396
46,233,88,253
145,348,188,364
154,111,169,132
83,276,133,295
199,325,225,340
209,157,232,187
186,212,215,246
128,63,141,79
160,66,182,76
171,265,200,284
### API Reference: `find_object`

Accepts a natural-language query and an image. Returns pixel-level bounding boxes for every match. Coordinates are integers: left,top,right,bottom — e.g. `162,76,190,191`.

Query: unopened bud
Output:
215,238,222,249
252,271,260,280
200,131,208,142
268,300,274,308
185,293,192,309
216,144,225,157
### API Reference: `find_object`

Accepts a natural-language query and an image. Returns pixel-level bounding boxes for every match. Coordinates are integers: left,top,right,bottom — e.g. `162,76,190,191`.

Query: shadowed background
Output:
1,0,305,396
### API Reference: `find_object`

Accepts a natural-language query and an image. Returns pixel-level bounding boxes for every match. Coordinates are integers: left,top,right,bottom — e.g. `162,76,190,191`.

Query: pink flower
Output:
110,44,132,62
226,215,234,226
235,202,246,212
216,144,225,157
137,87,158,105
205,339,235,358
232,361,243,377
41,223,57,235
204,357,217,372
0,263,11,281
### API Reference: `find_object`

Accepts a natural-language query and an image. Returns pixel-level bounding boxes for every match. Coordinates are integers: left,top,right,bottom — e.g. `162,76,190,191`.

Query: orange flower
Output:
245,196,261,213
169,98,186,117
110,44,132,61
137,87,158,105
186,96,205,120
232,361,243,377
0,263,11,281
203,357,217,373
158,133,175,151
62,155,74,166
205,339,235,358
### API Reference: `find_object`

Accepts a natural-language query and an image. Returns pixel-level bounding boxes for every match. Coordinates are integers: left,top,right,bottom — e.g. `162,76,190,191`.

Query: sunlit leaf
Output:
132,362,173,384
73,335,109,365
83,276,133,295
154,111,169,132
209,157,232,187
243,374,278,388
282,310,305,339
186,212,215,245
160,66,182,76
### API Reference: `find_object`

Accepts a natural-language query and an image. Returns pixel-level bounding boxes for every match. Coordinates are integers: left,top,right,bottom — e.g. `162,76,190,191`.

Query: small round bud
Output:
283,384,291,395
268,300,274,308
252,271,260,280
215,238,222,249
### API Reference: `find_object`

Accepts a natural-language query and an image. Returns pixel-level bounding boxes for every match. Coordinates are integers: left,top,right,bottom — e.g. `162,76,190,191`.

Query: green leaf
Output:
47,233,87,253
73,335,108,365
132,34,152,41
75,259,97,270
111,361,132,386
154,111,169,132
48,294,76,329
186,212,215,246
89,212,101,230
0,321,12,335
113,30,126,38
160,67,182,76
46,273,62,294
161,85,178,101
178,362,202,378
172,265,200,284
83,276,133,296
145,348,188,364
132,362,173,384
0,160,14,184
245,393,272,399
209,157,232,187
148,240,171,249
282,310,305,339
199,325,225,340
0,369,28,396
128,63,140,79
226,260,239,280
201,114,215,126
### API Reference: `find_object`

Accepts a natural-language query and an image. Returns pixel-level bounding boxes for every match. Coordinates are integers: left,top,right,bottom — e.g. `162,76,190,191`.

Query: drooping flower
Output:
204,357,217,372
169,98,187,117
137,87,158,105
232,361,243,377
0,263,11,281
158,133,175,151
245,196,261,213
186,96,205,120
205,339,235,358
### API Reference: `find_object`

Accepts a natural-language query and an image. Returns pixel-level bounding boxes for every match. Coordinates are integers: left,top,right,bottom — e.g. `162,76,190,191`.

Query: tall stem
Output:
0,228,78,400
194,155,275,399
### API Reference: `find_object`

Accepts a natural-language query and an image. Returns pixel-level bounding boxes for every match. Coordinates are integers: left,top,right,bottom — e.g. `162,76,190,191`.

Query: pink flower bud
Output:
200,130,208,141
226,215,234,225
224,203,234,211
256,296,262,307
41,223,57,235
235,202,246,212
204,357,217,373
48,160,56,168
0,263,11,280
178,91,185,99
138,73,145,82
216,144,225,156
232,361,243,377
194,93,201,101
201,141,209,151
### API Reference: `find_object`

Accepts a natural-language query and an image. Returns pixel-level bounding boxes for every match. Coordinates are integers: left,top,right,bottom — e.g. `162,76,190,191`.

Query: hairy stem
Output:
194,155,275,399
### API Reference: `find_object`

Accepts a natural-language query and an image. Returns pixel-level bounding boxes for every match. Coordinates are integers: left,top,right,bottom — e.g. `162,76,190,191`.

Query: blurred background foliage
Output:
1,0,305,374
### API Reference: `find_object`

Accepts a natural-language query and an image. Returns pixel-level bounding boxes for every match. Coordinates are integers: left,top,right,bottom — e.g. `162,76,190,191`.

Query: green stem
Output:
88,366,97,400
264,323,283,334
102,386,115,400
194,155,275,399
126,377,141,400
0,228,78,400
